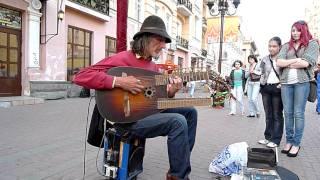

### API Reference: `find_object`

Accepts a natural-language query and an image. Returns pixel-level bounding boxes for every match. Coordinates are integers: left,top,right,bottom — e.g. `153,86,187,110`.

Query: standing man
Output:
73,15,197,180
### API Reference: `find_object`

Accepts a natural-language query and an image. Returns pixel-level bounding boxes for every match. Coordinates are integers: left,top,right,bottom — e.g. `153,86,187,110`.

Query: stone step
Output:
0,96,44,108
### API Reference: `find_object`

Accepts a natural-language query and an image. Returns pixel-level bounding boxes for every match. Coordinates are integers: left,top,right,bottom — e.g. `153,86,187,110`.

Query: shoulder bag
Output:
305,69,317,102
294,48,317,102
249,64,261,81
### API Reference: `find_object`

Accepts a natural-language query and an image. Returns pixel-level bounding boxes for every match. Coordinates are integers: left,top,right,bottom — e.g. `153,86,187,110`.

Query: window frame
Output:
67,26,92,81
105,36,117,57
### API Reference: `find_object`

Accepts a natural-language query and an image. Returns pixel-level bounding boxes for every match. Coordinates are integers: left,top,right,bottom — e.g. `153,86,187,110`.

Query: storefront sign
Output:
0,6,22,29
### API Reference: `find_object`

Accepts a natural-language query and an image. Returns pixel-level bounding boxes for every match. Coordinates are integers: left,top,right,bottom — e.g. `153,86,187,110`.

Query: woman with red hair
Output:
277,20,319,157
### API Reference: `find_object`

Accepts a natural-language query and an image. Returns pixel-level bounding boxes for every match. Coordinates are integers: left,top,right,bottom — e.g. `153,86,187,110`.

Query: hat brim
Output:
133,30,171,43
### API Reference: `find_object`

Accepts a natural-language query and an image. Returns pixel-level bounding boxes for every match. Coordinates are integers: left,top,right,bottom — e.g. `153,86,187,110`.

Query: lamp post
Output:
207,0,240,73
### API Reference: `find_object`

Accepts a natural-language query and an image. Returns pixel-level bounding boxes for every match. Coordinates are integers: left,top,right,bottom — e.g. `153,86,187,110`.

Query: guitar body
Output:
96,67,167,123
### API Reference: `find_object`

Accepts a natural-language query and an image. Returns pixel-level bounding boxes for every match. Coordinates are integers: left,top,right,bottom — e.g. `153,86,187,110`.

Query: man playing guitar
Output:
73,15,197,180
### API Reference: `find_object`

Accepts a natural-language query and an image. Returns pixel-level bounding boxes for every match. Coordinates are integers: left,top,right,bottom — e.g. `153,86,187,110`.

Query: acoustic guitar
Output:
96,67,212,123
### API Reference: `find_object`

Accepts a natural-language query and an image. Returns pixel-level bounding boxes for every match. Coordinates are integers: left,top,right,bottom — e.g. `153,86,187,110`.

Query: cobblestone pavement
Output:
0,92,319,180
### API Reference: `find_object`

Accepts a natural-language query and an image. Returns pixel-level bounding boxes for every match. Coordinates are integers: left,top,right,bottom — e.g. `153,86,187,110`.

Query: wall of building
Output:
0,0,214,97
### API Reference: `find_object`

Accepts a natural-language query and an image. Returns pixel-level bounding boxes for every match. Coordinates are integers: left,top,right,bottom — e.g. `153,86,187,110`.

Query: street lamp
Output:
207,0,240,73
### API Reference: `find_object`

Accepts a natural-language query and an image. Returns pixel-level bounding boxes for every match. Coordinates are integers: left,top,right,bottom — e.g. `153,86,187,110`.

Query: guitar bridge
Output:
122,72,130,117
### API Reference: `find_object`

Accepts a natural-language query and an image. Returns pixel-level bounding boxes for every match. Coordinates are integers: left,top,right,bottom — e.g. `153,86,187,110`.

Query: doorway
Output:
0,27,21,96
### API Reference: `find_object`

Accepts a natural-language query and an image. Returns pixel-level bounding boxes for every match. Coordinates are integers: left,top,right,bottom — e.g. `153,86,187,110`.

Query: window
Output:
178,57,183,69
135,0,142,21
155,6,159,14
109,0,116,10
195,16,201,40
167,50,174,62
166,13,172,35
177,20,182,36
67,26,91,81
105,36,116,57
191,58,196,71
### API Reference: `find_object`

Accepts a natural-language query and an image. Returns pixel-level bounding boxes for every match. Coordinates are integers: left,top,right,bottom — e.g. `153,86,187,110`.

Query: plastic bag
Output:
209,142,249,176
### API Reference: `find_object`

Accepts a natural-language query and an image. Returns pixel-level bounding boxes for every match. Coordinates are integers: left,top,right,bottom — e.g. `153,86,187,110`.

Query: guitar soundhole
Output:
144,87,156,98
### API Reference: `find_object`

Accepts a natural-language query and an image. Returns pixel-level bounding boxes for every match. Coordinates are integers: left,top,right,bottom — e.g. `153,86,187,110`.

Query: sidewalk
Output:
0,96,319,180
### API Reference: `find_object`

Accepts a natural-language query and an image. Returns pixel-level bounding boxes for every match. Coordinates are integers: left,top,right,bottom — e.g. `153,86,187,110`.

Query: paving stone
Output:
0,94,319,179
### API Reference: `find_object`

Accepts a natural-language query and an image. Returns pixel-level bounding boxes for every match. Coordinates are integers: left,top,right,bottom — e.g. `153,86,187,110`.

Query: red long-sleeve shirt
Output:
73,51,158,90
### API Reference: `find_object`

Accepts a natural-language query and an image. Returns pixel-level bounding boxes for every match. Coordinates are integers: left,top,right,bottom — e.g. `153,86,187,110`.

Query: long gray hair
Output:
131,33,153,58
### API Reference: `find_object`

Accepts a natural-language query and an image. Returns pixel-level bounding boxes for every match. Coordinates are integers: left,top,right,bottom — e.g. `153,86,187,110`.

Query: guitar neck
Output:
155,71,208,86
157,98,212,109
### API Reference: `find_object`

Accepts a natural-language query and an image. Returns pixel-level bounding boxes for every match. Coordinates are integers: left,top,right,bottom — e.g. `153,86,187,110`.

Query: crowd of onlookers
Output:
180,20,320,159
209,20,320,158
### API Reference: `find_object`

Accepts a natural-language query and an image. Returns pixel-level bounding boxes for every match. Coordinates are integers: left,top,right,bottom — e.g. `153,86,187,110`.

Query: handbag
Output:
247,147,277,169
308,80,317,102
249,64,261,81
250,73,261,81
305,69,317,102
294,48,317,103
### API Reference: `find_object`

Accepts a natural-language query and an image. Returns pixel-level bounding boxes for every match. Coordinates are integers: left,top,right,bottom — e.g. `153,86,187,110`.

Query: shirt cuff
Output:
112,77,116,88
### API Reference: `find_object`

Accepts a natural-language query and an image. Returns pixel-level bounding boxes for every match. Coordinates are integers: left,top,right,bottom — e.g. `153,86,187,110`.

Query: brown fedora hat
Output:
133,15,171,43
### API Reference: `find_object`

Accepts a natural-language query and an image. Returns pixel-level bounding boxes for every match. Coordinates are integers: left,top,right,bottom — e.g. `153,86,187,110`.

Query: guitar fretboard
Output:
154,71,209,86
157,98,212,109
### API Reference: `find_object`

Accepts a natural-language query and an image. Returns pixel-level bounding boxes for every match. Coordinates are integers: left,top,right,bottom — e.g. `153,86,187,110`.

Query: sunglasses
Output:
296,20,306,25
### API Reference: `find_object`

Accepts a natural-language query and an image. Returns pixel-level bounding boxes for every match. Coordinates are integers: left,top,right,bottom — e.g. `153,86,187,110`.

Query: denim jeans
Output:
247,81,260,116
281,82,309,146
129,107,197,179
317,74,320,113
261,84,284,145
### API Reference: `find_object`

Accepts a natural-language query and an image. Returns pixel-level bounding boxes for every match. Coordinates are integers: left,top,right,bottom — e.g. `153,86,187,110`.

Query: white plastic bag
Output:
209,142,249,176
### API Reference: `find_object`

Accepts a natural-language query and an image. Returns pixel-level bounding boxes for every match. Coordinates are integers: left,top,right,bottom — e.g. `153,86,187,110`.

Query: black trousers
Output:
260,84,284,145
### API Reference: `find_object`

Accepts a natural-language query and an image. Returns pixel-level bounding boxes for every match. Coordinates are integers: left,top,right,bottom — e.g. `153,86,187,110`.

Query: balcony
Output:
201,49,207,57
167,42,177,51
68,0,109,16
176,36,189,50
177,0,192,16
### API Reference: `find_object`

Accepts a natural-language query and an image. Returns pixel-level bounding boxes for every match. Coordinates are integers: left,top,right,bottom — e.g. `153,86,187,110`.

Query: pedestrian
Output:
182,81,188,93
315,62,320,114
258,37,284,148
229,60,246,115
74,15,197,179
245,55,261,118
277,20,319,157
189,81,196,98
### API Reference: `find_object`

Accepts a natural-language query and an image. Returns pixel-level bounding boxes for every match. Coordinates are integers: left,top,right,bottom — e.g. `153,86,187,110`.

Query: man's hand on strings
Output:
167,76,182,98
114,76,145,94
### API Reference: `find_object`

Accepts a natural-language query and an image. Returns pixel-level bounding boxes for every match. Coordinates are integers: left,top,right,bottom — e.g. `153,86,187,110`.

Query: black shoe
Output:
287,146,300,157
281,145,292,154
247,115,255,118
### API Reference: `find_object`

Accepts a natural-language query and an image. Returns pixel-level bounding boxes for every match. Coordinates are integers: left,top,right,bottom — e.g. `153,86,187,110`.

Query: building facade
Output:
0,0,211,98
305,0,320,41
0,0,118,98
127,0,211,72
